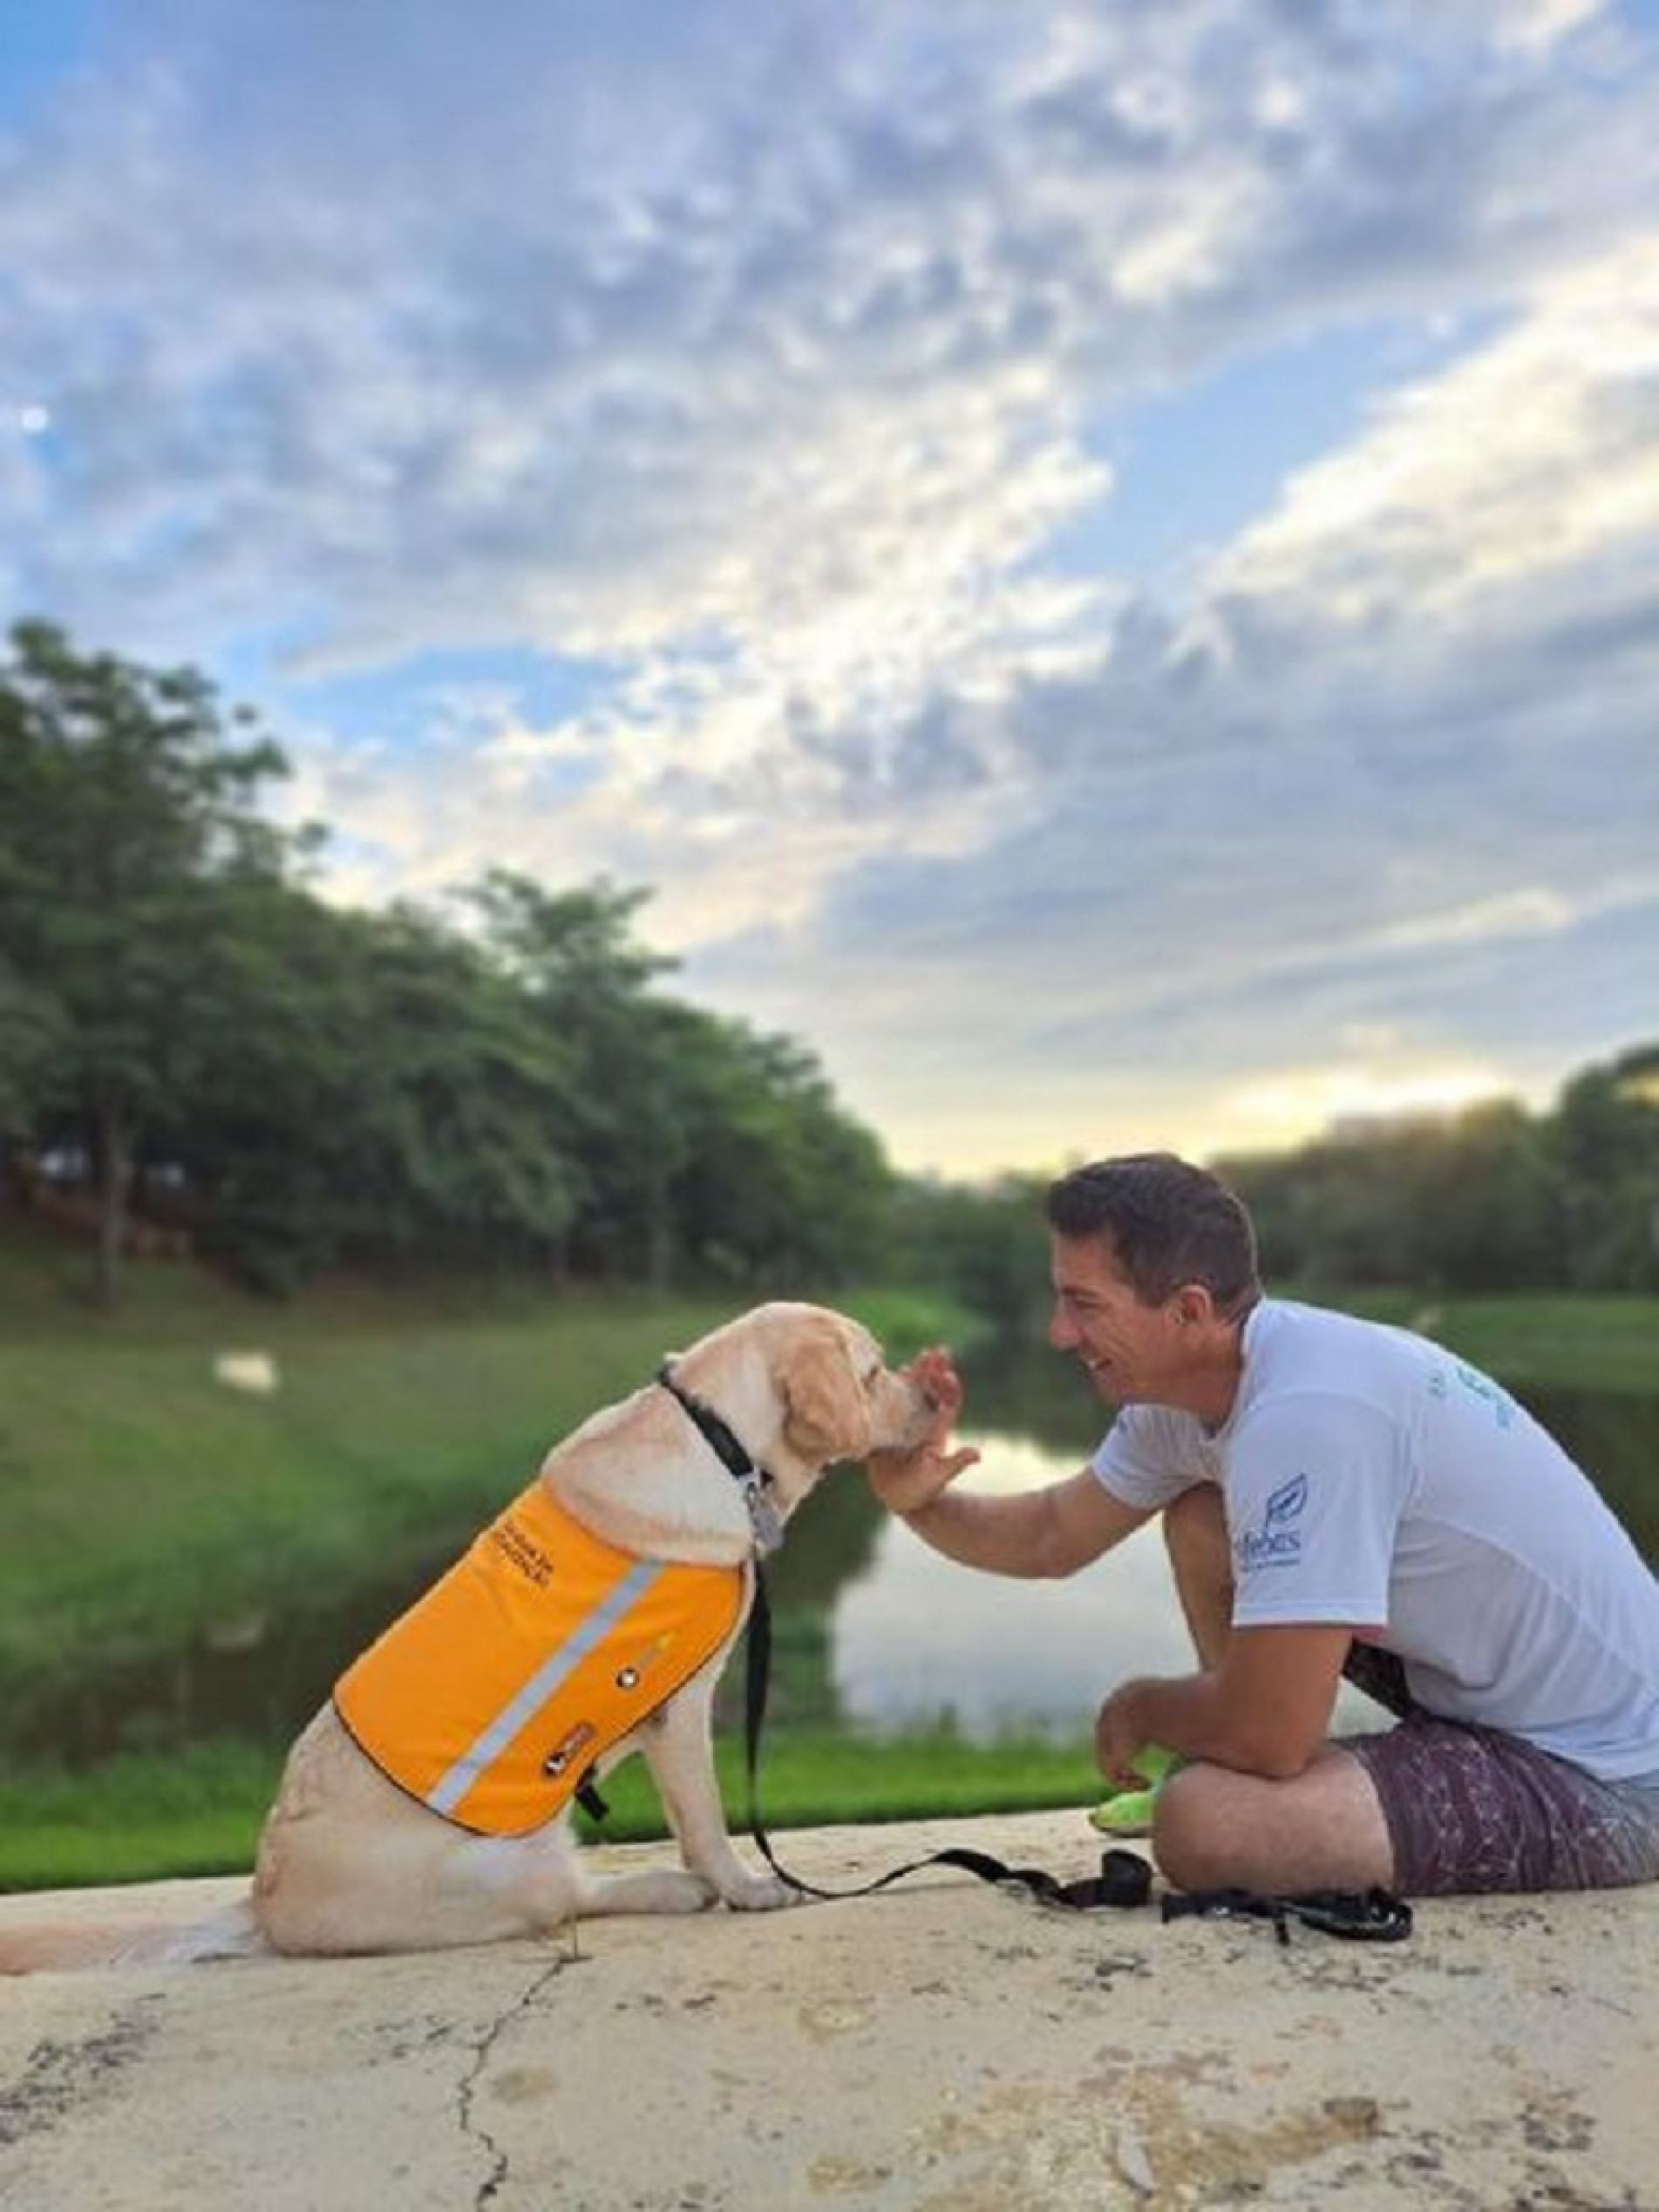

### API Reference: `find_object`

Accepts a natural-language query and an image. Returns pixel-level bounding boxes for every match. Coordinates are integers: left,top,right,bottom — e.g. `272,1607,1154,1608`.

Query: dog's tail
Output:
0,1896,266,1975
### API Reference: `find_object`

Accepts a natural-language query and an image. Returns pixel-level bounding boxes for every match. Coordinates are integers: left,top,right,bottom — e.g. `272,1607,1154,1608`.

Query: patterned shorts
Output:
1338,1644,1659,1896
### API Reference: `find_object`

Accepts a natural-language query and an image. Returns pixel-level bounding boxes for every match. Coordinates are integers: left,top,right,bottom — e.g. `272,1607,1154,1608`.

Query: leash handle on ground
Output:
1159,1886,1414,1942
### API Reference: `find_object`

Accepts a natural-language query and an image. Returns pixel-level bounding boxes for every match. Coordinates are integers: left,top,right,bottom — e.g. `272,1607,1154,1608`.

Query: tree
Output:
1214,1043,1659,1299
882,1173,1050,1335
182,893,589,1291
658,1009,894,1289
1410,1100,1558,1291
0,970,68,1151
0,620,309,1304
1548,1047,1659,1290
465,873,683,1283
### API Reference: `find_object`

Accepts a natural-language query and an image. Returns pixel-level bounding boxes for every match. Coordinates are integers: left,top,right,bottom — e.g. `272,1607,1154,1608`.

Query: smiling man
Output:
873,1154,1659,1898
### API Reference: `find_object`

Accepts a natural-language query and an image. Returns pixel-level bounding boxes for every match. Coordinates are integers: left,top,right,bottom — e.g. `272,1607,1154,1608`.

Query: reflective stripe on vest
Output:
332,1480,746,1835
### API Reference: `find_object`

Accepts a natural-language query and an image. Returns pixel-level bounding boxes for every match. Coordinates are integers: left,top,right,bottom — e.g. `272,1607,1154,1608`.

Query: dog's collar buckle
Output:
656,1365,783,1556
745,1487,785,1557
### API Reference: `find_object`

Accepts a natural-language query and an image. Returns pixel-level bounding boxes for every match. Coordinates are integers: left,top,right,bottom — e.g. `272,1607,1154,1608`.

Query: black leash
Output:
742,1562,1151,1912
1161,1885,1413,1943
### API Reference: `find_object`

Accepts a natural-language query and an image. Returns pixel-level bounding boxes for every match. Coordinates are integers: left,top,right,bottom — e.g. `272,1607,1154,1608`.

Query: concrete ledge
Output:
2,1810,1656,2209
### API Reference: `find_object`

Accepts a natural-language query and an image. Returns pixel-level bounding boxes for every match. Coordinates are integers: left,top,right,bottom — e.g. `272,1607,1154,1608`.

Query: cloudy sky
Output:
3,1,1656,1178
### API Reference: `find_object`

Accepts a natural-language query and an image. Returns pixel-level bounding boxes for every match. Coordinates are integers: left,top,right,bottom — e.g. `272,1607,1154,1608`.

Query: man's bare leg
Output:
1152,1748,1397,1894
1154,1483,1397,1891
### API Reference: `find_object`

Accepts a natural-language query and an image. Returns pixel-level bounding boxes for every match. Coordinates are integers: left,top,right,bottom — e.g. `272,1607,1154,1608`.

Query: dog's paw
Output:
648,1870,722,1915
718,1872,802,1913
582,1867,718,1916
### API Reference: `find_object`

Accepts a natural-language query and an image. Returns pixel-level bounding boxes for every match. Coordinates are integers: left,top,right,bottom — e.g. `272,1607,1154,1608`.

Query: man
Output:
874,1154,1659,1896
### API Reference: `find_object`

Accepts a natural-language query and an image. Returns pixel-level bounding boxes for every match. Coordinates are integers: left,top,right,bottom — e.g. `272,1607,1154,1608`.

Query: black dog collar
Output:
657,1364,783,1555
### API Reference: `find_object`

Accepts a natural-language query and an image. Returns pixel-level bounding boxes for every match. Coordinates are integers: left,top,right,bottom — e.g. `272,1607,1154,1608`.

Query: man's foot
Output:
1088,1745,1180,1838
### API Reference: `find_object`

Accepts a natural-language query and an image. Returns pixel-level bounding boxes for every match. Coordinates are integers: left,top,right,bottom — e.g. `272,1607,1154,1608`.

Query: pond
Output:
24,1351,1659,1763
829,1433,1205,1739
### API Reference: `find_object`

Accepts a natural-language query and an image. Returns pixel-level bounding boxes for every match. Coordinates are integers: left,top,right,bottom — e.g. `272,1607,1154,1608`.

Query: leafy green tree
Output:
0,970,67,1147
1220,1136,1424,1289
0,620,306,1304
343,902,588,1269
184,893,588,1292
657,1004,893,1290
1220,1043,1658,1297
881,1173,1050,1335
466,873,682,1284
1230,1106,1558,1294
1409,1100,1558,1291
1548,1047,1659,1290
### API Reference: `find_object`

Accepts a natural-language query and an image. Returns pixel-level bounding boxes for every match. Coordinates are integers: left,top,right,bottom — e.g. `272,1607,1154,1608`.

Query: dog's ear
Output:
781,1328,873,1463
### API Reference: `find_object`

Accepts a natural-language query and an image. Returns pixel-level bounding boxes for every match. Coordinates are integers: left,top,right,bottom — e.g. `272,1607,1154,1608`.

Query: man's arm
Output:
869,1345,1152,1577
877,1459,1155,1578
1095,1623,1353,1782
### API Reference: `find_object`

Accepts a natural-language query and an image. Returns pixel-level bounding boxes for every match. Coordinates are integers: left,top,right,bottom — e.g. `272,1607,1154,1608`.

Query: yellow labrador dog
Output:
0,1303,938,1971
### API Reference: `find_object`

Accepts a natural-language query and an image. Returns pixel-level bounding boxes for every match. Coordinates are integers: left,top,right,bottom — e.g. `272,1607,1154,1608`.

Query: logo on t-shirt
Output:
1234,1472,1308,1570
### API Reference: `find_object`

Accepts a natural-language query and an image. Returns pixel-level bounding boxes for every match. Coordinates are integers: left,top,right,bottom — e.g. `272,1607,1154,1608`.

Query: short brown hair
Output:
1045,1153,1260,1317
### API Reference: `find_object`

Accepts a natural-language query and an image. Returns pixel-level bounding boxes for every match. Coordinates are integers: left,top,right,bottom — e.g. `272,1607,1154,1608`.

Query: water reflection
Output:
832,1436,1192,1737
829,1431,1388,1742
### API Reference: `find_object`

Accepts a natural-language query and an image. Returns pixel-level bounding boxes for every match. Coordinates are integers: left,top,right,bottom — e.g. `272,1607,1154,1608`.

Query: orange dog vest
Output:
333,1480,746,1835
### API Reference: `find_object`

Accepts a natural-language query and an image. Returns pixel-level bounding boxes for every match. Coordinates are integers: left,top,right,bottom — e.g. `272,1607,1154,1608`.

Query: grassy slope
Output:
1314,1285,1659,1396
0,1226,968,1703
1,1289,737,1699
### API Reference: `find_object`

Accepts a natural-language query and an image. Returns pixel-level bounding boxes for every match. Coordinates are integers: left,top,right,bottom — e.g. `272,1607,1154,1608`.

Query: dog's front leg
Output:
643,1678,798,1911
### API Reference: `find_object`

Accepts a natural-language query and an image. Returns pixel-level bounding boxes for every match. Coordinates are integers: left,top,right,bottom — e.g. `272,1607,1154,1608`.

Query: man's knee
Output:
1151,1750,1396,1895
1149,1764,1233,1890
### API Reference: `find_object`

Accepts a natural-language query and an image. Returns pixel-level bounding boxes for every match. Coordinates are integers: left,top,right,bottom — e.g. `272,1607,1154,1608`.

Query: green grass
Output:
1296,1288,1659,1396
588,1723,1104,1840
0,1740,279,1889
0,1297,738,1702
0,1728,1101,1891
0,1232,976,1725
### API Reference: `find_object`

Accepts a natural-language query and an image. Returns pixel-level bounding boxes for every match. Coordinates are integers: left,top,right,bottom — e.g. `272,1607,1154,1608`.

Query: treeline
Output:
1215,1064,1659,1297
0,621,890,1303
887,1045,1659,1331
3,619,1653,1318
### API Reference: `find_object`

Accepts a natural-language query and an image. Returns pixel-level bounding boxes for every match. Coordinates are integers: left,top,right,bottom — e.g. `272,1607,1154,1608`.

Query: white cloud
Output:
1217,237,1659,622
1493,0,1610,57
1218,1058,1514,1150
3,0,1656,1175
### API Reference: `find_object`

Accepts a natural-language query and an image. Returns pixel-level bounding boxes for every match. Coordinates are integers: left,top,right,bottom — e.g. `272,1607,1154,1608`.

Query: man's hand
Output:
1094,1678,1162,1789
1094,1624,1350,1784
867,1345,981,1515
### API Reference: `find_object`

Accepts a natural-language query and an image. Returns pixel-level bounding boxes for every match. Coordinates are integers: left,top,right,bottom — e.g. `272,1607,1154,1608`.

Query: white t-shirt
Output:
1091,1298,1659,1780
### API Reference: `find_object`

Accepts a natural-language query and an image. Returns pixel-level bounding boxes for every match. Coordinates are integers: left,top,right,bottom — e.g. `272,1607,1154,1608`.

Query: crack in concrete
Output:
456,1946,579,2211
